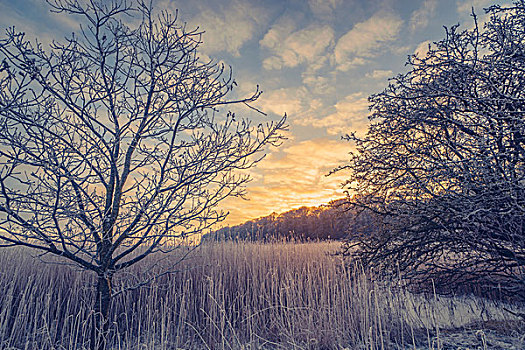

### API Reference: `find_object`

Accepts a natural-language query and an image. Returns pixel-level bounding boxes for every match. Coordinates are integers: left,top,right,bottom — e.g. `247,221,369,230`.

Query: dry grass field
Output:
0,241,524,349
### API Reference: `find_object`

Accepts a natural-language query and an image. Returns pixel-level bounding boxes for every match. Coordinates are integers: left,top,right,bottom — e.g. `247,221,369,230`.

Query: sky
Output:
0,0,513,226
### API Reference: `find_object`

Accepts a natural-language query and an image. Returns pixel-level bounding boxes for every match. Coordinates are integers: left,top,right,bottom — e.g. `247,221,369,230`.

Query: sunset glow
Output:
0,0,512,225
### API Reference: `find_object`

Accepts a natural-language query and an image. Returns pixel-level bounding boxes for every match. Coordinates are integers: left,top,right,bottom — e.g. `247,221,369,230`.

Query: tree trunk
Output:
90,274,112,350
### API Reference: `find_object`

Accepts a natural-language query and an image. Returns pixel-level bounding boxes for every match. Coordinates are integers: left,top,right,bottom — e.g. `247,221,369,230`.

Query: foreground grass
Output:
0,241,523,349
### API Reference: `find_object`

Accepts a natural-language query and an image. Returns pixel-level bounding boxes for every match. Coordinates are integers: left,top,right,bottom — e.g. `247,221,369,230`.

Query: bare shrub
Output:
335,1,525,300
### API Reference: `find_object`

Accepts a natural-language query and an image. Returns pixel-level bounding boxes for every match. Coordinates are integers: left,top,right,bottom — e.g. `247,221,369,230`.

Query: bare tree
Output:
0,0,286,348
337,1,525,300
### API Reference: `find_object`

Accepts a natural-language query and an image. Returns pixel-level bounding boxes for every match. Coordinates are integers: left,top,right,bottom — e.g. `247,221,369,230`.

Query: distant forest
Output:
203,199,366,242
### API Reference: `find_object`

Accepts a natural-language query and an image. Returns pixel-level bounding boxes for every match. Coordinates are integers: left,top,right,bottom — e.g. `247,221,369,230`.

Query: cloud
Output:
255,86,310,117
302,73,336,96
456,0,493,14
334,11,403,71
261,21,334,70
297,93,370,135
410,0,437,32
187,0,269,56
455,0,514,31
308,0,343,19
260,139,349,171
0,0,77,47
221,138,351,224
414,40,431,57
366,69,393,80
259,17,296,51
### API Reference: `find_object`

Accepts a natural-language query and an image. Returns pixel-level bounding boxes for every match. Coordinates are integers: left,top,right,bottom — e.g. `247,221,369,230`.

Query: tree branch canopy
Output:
338,1,525,300
0,0,286,275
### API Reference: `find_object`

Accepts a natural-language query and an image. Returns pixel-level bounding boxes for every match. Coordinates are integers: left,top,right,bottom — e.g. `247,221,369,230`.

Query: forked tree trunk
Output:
90,274,112,350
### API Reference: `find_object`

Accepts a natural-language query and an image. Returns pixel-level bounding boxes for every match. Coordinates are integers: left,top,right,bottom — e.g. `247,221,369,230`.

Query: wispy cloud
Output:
414,40,432,57
334,11,403,71
260,20,334,70
456,0,493,14
308,0,343,20
410,0,437,32
255,87,309,117
302,73,336,96
222,138,350,224
0,0,78,47
186,0,269,56
297,93,370,135
366,69,393,80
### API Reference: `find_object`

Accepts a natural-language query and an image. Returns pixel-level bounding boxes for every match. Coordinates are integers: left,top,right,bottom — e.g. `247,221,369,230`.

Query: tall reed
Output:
0,241,522,349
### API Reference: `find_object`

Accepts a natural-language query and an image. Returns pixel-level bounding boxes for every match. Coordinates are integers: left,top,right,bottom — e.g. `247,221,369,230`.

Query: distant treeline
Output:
203,199,364,242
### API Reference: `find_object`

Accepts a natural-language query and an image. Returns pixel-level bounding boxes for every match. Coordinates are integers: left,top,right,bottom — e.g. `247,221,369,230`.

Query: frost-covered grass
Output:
0,241,523,349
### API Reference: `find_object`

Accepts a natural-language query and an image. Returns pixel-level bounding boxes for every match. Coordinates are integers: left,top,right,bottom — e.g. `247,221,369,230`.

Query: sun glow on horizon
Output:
219,137,351,226
0,0,504,229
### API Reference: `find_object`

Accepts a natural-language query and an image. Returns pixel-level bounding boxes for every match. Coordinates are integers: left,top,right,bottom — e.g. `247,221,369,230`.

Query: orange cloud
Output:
220,138,352,225
297,93,370,135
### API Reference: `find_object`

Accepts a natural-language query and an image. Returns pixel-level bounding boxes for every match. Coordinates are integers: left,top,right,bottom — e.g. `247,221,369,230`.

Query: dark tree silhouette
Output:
337,1,525,300
0,0,286,348
204,199,354,242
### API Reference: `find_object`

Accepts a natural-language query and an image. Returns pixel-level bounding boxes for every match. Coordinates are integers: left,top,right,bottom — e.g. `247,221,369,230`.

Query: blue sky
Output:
0,0,513,225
